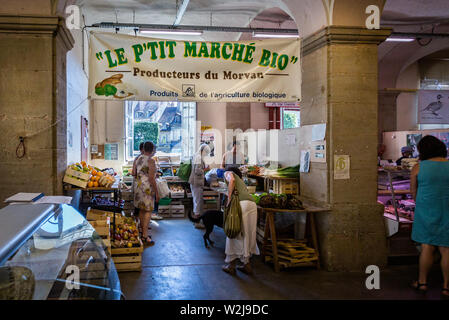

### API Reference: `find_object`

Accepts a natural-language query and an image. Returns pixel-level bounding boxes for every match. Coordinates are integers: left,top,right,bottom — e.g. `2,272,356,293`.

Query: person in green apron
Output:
222,167,259,275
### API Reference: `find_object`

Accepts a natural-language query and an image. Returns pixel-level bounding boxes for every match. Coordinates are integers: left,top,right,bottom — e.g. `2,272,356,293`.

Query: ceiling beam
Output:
173,0,190,26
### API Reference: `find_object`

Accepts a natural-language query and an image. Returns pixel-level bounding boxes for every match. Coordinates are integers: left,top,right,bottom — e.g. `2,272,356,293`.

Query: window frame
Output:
124,101,196,163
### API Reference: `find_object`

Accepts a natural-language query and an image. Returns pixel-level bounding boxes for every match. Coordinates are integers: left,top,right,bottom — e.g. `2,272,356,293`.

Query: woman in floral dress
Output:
134,141,159,246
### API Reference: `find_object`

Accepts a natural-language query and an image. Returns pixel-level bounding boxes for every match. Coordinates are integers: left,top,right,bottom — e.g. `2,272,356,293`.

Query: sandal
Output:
143,236,155,247
237,264,253,275
222,264,236,276
410,280,428,293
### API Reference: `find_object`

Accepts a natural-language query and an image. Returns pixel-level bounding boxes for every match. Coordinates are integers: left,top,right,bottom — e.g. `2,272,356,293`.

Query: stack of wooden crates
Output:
86,208,143,272
86,208,111,253
272,179,299,195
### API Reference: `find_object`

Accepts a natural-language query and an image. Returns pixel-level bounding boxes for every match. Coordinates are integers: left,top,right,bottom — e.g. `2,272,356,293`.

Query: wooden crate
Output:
86,208,125,224
89,220,110,239
273,180,299,195
89,220,111,253
63,175,89,188
111,241,143,272
63,168,90,188
66,167,91,180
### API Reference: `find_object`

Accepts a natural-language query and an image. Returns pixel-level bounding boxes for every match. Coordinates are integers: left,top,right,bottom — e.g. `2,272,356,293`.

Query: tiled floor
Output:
118,218,447,300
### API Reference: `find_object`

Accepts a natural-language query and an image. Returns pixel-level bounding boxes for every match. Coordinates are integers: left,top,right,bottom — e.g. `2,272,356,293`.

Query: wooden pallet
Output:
111,240,143,272
263,239,318,268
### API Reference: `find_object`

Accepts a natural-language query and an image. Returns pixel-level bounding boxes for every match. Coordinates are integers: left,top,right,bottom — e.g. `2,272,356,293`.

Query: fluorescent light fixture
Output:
140,29,202,36
253,32,299,38
385,37,415,42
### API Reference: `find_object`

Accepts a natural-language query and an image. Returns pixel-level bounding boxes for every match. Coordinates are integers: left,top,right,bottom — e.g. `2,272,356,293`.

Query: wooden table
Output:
258,206,330,272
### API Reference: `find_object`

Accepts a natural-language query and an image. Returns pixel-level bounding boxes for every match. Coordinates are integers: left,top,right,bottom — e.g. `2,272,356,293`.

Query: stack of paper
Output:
4,193,44,203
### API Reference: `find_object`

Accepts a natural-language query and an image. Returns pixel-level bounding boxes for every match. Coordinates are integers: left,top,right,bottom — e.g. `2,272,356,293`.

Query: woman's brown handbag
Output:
224,189,243,239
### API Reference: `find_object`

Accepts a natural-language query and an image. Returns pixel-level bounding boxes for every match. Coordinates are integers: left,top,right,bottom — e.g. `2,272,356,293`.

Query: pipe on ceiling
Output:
87,22,299,34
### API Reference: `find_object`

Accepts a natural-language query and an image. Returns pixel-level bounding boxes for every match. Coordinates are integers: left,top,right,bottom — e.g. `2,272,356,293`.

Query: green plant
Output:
134,122,159,151
283,112,297,129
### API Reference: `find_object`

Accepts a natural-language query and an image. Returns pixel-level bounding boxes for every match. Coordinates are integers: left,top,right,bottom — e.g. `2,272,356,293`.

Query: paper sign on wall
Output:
334,155,350,180
300,150,310,173
311,141,326,163
105,143,119,161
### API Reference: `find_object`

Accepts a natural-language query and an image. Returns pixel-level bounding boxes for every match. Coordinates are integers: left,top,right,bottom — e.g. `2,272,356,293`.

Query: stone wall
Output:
0,16,73,206
66,28,90,165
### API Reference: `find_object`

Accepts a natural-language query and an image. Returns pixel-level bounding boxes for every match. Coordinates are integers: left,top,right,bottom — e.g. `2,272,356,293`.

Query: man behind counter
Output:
396,146,414,166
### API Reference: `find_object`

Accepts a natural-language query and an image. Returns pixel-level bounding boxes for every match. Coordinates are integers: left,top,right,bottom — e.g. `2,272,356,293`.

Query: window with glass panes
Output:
125,101,196,161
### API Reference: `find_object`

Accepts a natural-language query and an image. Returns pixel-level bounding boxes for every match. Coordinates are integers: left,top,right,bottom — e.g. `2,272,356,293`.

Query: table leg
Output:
261,210,269,259
309,213,321,269
268,212,280,272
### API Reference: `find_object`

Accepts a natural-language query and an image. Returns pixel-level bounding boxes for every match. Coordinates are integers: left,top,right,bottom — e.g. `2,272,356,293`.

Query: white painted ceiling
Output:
78,0,449,41
78,0,294,41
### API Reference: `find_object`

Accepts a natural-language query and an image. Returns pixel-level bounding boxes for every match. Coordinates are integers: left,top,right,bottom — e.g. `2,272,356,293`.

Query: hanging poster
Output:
418,90,449,124
89,32,301,102
406,134,422,158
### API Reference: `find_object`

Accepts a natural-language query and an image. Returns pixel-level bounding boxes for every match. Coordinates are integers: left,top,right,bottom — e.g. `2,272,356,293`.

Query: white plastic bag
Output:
156,178,170,198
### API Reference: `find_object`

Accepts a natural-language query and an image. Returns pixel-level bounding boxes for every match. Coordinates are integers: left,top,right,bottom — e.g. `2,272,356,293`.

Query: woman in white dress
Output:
222,167,259,275
189,144,211,228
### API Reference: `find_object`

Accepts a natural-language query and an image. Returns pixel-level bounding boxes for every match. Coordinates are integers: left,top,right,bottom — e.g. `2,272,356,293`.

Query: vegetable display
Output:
255,193,304,210
111,217,141,248
265,164,300,178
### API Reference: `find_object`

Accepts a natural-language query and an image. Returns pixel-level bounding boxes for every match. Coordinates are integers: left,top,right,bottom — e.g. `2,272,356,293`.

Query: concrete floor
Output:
118,218,447,300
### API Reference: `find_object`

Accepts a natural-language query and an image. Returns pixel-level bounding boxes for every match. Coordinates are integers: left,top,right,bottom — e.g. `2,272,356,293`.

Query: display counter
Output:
377,168,419,258
0,204,122,300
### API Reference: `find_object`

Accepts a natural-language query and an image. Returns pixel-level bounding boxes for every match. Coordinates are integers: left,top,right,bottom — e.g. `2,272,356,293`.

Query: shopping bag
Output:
176,160,192,181
156,178,170,198
224,190,243,239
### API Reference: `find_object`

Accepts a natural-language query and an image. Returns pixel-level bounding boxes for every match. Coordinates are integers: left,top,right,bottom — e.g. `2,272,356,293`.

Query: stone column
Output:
301,26,391,271
0,15,74,205
378,90,399,141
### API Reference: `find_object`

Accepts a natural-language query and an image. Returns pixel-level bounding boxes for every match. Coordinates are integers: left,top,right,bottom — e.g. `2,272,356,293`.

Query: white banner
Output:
88,32,301,102
418,90,449,124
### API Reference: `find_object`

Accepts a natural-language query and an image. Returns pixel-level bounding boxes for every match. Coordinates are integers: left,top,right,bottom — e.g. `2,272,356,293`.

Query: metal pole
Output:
87,22,299,34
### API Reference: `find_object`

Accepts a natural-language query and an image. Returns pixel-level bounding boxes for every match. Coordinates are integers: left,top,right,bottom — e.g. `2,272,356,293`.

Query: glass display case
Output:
0,204,122,300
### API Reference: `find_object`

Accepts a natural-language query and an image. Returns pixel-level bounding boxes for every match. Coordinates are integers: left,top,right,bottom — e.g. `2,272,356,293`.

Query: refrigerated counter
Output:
0,203,122,300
